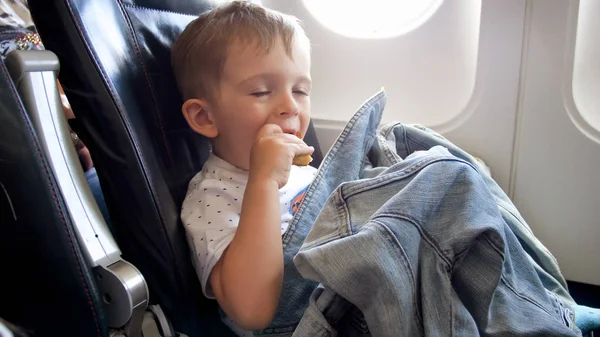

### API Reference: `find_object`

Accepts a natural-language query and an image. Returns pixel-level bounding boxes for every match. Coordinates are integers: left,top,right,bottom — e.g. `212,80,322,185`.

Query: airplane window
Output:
571,0,600,138
302,0,443,39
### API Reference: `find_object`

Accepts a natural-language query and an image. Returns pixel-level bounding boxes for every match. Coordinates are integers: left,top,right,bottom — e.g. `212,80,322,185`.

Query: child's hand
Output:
249,124,314,188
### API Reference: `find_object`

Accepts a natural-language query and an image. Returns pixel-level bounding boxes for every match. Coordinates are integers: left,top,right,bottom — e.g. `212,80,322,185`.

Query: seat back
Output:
27,1,322,335
0,54,107,337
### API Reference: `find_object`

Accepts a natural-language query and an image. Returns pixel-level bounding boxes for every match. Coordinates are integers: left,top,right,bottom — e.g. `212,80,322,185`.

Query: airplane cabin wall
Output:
262,0,600,286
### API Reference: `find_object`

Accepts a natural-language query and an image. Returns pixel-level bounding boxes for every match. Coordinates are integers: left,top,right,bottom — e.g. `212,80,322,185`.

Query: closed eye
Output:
250,91,270,97
293,90,310,96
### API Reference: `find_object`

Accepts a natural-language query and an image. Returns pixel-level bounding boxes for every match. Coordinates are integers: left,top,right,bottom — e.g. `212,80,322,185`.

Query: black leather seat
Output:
0,54,107,337
27,1,323,335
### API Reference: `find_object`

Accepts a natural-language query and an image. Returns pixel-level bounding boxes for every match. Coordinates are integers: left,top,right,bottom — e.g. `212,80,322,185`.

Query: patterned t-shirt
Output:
181,153,317,298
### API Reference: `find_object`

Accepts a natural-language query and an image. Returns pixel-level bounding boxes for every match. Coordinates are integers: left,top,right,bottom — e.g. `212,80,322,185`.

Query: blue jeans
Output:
85,168,112,232
376,122,574,308
254,89,388,336
257,89,579,336
294,145,579,336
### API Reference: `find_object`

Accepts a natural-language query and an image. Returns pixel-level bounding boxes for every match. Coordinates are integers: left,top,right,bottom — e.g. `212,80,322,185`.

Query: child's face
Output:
208,36,312,170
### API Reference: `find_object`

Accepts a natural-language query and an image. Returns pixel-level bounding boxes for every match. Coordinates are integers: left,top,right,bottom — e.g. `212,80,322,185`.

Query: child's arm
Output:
210,124,314,330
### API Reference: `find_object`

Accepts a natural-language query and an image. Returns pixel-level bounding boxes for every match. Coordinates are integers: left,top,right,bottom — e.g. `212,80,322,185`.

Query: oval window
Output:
571,0,600,138
302,0,443,39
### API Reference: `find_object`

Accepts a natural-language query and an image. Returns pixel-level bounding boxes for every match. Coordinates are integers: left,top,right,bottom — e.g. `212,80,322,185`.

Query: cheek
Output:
218,100,255,130
303,99,311,114
234,111,267,144
301,101,311,131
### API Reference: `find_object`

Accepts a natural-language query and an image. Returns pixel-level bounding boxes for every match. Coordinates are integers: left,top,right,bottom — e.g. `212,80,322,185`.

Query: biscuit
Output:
293,132,313,166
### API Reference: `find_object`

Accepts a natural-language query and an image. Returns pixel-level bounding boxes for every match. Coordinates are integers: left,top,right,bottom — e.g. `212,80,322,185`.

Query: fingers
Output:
279,133,308,145
292,143,314,156
257,124,283,138
257,125,308,144
268,134,312,155
255,124,313,155
277,134,313,155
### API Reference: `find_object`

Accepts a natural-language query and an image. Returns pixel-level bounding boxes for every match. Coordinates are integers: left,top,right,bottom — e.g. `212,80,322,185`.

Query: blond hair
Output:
171,1,308,101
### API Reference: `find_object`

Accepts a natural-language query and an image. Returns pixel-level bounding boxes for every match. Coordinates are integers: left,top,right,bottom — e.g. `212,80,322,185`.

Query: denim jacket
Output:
257,90,579,336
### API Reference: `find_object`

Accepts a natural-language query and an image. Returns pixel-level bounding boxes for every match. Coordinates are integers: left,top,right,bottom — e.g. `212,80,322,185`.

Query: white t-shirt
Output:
181,153,317,298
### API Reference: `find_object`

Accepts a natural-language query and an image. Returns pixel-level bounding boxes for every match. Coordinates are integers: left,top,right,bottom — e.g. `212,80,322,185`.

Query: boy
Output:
172,1,317,333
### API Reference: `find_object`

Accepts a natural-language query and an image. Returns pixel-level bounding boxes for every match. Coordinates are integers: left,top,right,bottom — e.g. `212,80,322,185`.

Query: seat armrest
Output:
6,50,120,267
5,50,150,335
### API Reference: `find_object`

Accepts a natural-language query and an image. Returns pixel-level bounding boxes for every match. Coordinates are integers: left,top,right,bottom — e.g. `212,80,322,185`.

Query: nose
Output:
276,91,300,117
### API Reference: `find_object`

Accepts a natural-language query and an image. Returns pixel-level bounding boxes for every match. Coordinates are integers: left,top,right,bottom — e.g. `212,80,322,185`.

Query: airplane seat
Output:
0,52,107,337
0,50,165,337
26,0,323,335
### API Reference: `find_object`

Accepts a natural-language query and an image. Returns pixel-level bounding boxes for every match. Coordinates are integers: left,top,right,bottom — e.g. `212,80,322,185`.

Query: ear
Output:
182,98,218,138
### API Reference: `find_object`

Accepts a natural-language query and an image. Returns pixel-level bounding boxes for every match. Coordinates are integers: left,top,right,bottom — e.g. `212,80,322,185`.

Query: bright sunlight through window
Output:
302,0,443,39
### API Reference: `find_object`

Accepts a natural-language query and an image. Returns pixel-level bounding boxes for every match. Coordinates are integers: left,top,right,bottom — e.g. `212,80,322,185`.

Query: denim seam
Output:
404,127,448,147
380,122,412,158
372,212,553,335
404,132,452,156
497,203,559,266
497,202,534,236
339,189,354,236
451,231,504,277
380,134,402,165
480,233,506,261
357,101,385,172
478,230,556,313
483,234,558,318
380,122,404,143
342,157,470,197
301,189,353,250
403,125,566,290
370,220,426,335
452,246,478,271
359,133,375,173
500,276,556,318
372,214,453,270
385,139,402,164
301,232,349,251
379,122,399,138
402,124,413,155
282,127,344,247
283,90,386,248
403,127,567,297
403,130,560,269
382,123,406,159
378,122,403,164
